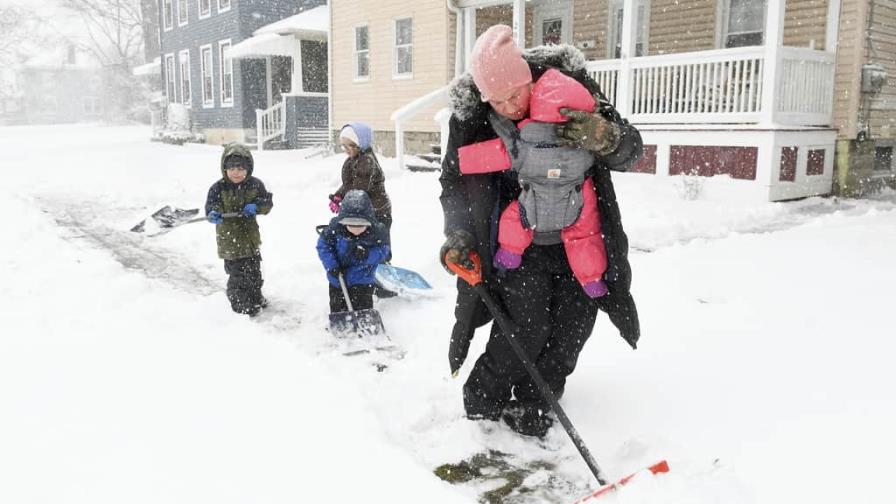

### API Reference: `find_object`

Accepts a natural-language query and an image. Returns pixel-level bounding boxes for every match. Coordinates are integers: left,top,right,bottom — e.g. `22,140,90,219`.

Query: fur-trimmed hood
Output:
448,44,589,121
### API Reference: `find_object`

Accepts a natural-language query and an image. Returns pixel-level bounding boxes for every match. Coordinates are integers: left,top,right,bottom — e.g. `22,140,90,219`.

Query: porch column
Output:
825,0,841,53
291,38,304,94
463,7,477,72
759,0,786,126
614,0,638,117
265,56,273,107
512,0,525,48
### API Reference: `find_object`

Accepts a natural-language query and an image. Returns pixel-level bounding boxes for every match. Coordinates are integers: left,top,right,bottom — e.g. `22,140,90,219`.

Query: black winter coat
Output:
439,45,641,347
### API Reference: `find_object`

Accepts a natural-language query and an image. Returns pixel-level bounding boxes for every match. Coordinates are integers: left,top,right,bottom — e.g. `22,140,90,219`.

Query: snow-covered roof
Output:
132,58,161,77
253,5,328,41
229,33,297,59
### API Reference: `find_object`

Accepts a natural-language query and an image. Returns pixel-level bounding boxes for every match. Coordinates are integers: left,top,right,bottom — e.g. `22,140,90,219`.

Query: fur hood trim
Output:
448,44,588,121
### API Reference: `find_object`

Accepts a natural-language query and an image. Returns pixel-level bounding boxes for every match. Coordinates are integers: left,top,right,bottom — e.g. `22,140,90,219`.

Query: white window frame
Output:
392,17,413,79
198,0,211,19
177,0,188,27
162,0,173,31
354,24,370,81
218,39,234,107
164,53,177,102
608,0,650,58
200,44,215,108
218,0,231,13
179,49,192,107
716,0,767,49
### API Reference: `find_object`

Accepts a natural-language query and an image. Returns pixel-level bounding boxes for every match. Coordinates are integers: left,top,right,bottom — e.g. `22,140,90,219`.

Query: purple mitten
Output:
493,248,522,270
583,280,608,298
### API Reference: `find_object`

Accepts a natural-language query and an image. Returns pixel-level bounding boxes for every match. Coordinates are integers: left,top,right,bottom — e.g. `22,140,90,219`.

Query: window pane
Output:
301,40,328,93
396,19,412,45
728,0,765,34
396,47,412,74
358,52,369,77
726,31,763,48
356,26,368,51
542,19,562,45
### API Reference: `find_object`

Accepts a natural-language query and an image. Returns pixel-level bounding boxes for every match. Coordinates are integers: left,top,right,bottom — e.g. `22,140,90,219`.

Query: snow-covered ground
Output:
1,124,894,504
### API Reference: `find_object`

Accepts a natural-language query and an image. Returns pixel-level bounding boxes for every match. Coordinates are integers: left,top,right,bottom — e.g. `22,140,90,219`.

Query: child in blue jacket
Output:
316,190,391,313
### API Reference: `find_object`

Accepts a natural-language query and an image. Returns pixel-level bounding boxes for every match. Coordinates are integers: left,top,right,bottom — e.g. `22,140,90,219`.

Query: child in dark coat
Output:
205,143,273,316
328,122,392,230
316,190,391,313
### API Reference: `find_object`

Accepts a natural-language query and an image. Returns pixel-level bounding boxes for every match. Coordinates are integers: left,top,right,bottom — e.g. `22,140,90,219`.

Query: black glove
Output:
439,229,475,274
327,266,343,278
555,108,622,156
353,245,369,261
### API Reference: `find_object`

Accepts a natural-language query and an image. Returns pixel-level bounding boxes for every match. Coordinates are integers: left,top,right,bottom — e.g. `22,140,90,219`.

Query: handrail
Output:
255,100,286,151
391,86,449,170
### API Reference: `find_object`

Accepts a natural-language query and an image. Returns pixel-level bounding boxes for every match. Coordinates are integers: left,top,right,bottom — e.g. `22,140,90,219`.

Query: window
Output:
165,53,176,102
354,25,369,79
219,40,234,106
541,18,563,45
609,0,649,58
162,0,173,30
198,0,211,19
302,40,328,93
875,147,893,172
200,45,214,107
177,0,188,26
393,18,413,77
83,97,102,116
721,0,766,48
218,0,231,13
179,49,192,106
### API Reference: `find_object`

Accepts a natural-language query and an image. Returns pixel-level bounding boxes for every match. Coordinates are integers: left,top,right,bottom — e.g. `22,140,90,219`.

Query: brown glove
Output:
439,229,475,274
555,108,622,156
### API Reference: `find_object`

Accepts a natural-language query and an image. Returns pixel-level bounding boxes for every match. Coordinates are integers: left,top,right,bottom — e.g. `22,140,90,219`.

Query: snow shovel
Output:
445,251,669,496
328,272,387,338
130,206,240,233
375,264,433,296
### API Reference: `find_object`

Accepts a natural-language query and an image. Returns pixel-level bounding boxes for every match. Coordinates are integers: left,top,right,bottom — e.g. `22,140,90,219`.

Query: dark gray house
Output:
159,0,328,148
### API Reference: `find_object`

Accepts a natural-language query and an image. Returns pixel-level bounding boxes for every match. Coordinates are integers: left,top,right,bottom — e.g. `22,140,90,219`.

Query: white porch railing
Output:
255,101,286,151
390,86,449,170
585,46,835,126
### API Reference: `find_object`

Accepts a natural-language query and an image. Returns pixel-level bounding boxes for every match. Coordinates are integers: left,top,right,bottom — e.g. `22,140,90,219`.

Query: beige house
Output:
329,0,895,200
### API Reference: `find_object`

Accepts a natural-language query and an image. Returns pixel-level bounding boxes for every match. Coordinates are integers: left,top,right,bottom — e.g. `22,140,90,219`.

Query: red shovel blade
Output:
573,460,669,503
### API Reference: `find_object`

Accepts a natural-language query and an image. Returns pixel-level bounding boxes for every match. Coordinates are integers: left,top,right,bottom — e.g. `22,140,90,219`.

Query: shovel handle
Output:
337,273,355,312
445,251,483,286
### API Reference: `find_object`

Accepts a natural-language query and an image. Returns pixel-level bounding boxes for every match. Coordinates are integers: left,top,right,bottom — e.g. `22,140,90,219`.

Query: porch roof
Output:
132,58,160,77
229,33,296,59
253,5,328,41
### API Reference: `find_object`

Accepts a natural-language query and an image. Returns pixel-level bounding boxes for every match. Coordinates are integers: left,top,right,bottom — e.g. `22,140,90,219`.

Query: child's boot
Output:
583,280,608,298
493,248,522,270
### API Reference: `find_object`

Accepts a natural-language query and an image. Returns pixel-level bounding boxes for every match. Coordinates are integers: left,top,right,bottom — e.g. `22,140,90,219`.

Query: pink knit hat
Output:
469,25,532,102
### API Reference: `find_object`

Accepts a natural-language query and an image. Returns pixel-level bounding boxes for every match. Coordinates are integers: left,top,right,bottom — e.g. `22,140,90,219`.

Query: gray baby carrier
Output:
489,112,595,240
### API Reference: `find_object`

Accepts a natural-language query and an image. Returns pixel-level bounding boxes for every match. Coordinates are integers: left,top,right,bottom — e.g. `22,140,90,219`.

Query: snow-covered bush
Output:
677,167,705,201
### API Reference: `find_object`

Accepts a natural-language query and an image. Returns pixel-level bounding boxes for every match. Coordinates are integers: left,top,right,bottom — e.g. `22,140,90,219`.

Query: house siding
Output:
158,0,323,137
331,0,450,136
866,0,896,139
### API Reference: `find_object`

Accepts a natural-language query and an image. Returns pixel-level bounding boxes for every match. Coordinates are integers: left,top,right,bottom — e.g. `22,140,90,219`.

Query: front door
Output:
270,55,292,105
533,0,572,46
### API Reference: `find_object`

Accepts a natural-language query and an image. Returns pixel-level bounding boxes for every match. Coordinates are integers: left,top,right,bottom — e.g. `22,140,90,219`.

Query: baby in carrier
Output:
458,68,609,298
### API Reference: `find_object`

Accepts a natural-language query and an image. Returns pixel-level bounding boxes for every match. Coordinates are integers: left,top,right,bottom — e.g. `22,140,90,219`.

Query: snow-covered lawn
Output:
2,124,894,504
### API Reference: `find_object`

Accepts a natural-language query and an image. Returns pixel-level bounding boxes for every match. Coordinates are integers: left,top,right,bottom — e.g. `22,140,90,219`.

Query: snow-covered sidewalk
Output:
2,124,894,504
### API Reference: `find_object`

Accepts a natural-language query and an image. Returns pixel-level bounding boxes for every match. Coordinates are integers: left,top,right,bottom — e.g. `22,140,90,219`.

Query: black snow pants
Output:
224,254,265,315
329,283,375,313
463,244,599,419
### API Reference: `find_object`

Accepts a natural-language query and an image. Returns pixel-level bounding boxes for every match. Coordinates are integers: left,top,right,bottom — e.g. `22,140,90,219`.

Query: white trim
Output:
825,0,841,53
198,0,211,20
162,0,174,31
392,17,413,79
199,44,215,108
353,24,370,81
164,53,177,102
217,0,231,14
178,49,192,107
218,39,234,107
177,0,189,27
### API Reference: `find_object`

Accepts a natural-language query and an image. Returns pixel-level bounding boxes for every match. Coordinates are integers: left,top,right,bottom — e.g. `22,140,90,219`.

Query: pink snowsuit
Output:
456,69,608,297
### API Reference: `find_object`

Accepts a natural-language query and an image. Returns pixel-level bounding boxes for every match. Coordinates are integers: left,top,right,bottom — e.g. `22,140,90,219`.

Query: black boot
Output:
501,400,553,438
